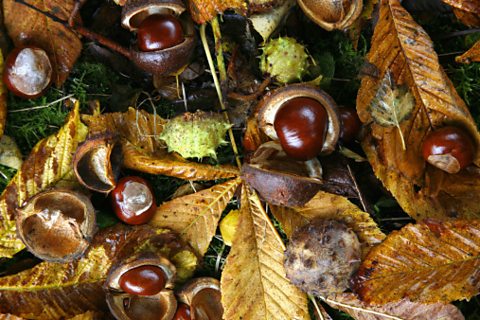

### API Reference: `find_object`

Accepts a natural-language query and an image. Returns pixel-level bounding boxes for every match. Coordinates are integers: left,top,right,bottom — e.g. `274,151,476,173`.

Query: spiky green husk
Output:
260,37,309,84
159,111,231,159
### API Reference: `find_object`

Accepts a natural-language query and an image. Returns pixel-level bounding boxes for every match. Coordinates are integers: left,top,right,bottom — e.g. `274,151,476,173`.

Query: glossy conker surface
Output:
3,46,52,99
338,107,361,143
111,176,157,225
137,14,185,52
274,97,328,161
173,303,192,320
119,265,167,296
422,126,475,174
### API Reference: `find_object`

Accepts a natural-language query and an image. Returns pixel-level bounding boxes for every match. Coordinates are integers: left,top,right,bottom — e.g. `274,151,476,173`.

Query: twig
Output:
438,28,480,39
227,77,271,102
9,94,74,113
319,296,403,320
309,296,325,320
346,163,369,213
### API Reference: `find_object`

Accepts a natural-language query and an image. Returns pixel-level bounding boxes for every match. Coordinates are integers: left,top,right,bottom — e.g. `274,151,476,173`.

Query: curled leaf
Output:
248,0,295,42
456,40,480,64
0,136,22,170
353,219,480,304
188,0,247,24
442,0,480,26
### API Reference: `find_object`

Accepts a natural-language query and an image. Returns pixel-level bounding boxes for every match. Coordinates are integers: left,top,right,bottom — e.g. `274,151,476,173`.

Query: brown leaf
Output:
0,101,87,259
188,0,247,24
271,191,385,256
456,40,480,64
221,185,310,319
0,224,198,319
82,108,239,181
324,293,464,320
442,0,480,26
3,0,82,86
357,0,480,220
150,178,242,256
353,219,480,304
0,52,6,138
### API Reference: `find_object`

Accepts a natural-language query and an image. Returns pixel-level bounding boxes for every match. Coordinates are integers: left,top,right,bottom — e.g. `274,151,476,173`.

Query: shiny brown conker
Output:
3,46,52,99
273,97,328,161
422,126,475,174
111,176,157,225
338,107,361,143
137,14,185,52
173,303,192,320
119,265,167,296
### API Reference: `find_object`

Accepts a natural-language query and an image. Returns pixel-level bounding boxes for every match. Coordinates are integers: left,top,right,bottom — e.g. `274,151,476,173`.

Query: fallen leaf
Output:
324,293,464,320
356,0,480,220
221,185,310,319
0,136,22,170
0,100,87,258
82,108,239,181
349,0,380,49
353,218,480,304
456,40,480,64
3,0,82,86
0,51,6,138
248,0,295,42
271,191,385,256
150,178,242,256
442,0,480,27
188,0,247,24
0,224,197,319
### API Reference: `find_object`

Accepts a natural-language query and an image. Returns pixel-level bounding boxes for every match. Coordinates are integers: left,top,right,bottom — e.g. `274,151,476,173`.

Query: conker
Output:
173,303,192,320
274,97,328,161
137,14,185,52
111,176,157,225
338,107,361,143
3,46,52,99
422,126,475,174
119,265,167,296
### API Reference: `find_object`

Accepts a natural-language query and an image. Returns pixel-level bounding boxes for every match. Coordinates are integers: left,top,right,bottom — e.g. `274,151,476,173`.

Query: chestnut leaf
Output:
188,0,247,24
441,0,480,27
456,40,480,64
0,52,6,138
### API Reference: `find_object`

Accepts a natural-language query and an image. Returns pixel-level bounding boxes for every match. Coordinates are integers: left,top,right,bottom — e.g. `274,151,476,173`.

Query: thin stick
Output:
346,163,369,213
211,17,227,86
9,94,74,113
319,296,403,320
309,296,325,320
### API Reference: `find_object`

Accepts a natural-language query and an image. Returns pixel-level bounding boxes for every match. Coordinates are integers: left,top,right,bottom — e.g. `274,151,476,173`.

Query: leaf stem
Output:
319,296,403,320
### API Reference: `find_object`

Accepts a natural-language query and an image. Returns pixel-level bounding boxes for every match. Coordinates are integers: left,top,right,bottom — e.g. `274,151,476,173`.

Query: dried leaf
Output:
271,191,385,256
353,219,480,304
188,0,247,24
82,108,239,181
0,136,23,170
248,0,295,42
442,0,480,26
324,293,464,320
3,0,82,86
150,178,242,256
456,40,480,64
357,0,480,220
0,101,87,258
221,185,310,320
0,224,197,319
0,51,6,138
349,0,380,48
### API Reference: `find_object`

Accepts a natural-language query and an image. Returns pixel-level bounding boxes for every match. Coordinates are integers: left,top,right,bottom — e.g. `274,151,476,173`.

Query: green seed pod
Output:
159,110,231,159
259,37,309,84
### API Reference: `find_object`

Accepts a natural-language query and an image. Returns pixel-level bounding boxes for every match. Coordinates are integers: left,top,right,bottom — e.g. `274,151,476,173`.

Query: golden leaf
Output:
82,108,239,181
442,0,480,27
456,40,480,64
357,0,480,220
0,101,87,258
3,0,82,86
188,0,247,24
324,293,464,320
221,185,310,320
353,219,480,304
271,191,385,257
150,178,242,256
0,224,197,319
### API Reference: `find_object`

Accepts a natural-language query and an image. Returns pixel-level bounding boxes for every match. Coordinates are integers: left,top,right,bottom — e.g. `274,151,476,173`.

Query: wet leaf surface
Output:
442,0,480,26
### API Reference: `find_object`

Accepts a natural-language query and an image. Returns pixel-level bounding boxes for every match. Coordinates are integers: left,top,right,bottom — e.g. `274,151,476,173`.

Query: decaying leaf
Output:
324,293,464,320
357,0,480,220
349,0,380,48
3,0,82,86
82,108,239,181
221,185,309,319
0,101,87,258
248,0,295,42
188,0,247,24
456,40,480,64
242,114,270,154
0,51,6,138
0,136,22,170
353,218,480,304
0,224,197,319
271,191,385,256
150,178,242,256
442,0,480,27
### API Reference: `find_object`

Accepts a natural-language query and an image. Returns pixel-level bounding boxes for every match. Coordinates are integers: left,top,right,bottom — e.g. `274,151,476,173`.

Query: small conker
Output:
173,303,192,320
119,265,167,296
274,97,328,161
338,107,361,143
422,126,475,174
111,176,157,225
3,46,52,99
137,14,185,52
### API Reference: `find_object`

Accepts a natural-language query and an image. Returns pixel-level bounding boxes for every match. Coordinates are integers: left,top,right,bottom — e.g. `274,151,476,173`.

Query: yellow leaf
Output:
0,101,87,258
353,219,480,304
150,178,241,256
271,191,385,256
456,40,480,64
357,0,480,220
82,108,239,181
442,0,480,27
221,185,310,320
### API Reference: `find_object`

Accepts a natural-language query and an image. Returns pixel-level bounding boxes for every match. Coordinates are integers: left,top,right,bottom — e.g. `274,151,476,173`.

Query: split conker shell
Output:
121,0,186,31
15,189,96,262
297,0,363,31
176,277,223,320
284,219,361,296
